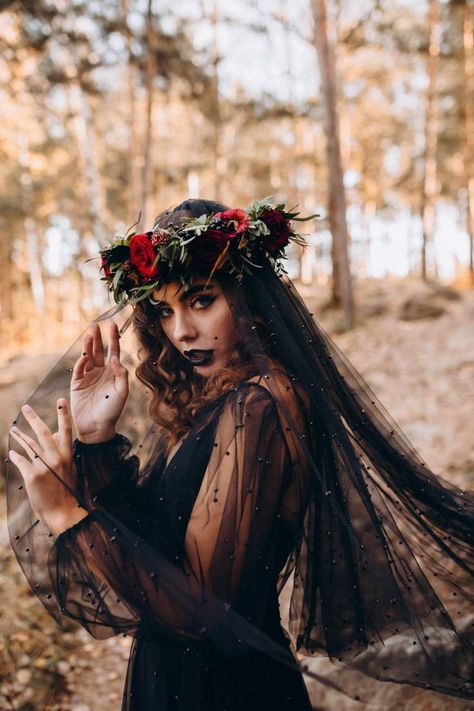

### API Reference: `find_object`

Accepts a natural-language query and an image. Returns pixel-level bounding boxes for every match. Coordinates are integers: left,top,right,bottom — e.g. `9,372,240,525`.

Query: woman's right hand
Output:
70,321,129,443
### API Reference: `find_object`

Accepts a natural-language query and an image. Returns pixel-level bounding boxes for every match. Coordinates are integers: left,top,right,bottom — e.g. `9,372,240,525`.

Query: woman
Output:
7,198,474,709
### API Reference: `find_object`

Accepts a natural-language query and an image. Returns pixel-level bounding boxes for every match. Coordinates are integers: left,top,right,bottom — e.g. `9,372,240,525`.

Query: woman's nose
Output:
173,312,198,342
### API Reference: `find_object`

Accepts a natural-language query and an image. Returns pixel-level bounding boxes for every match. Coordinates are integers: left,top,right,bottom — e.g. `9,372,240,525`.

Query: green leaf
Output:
129,281,155,293
180,233,199,245
112,268,123,291
132,288,156,303
240,253,263,269
249,220,270,237
290,212,320,222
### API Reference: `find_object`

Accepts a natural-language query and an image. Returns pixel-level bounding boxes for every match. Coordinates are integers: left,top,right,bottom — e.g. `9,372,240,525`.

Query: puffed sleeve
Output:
48,376,311,647
72,433,141,507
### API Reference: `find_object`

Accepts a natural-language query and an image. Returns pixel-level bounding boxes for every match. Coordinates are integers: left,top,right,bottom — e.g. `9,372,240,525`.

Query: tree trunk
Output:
68,82,108,247
420,0,440,282
18,136,45,314
461,0,474,285
122,0,141,226
311,0,354,329
210,0,224,201
140,0,157,229
0,229,13,320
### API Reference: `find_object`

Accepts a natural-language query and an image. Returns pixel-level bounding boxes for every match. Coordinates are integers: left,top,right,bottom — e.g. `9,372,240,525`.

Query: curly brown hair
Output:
132,199,281,453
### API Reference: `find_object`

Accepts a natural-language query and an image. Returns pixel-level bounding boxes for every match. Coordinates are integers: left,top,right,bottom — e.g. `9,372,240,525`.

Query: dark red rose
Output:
129,232,159,279
190,234,227,268
260,208,291,255
209,208,250,239
190,210,249,269
100,254,111,278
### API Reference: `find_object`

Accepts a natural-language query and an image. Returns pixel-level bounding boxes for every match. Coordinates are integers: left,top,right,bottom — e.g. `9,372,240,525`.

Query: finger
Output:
57,398,73,457
9,427,42,463
106,321,120,366
8,448,34,476
83,329,99,372
110,354,129,399
70,331,94,379
20,404,56,454
91,322,105,367
83,330,94,362
72,353,89,380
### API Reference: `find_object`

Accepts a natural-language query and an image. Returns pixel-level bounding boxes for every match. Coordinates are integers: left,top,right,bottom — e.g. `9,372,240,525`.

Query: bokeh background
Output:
0,0,473,709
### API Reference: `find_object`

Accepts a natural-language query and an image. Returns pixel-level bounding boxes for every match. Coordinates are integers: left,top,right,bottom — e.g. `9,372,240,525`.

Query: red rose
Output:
100,254,111,278
191,234,227,268
190,209,249,270
129,232,159,279
209,209,250,239
260,208,291,255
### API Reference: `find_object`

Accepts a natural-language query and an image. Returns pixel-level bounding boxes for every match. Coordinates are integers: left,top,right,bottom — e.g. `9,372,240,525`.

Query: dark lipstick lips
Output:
183,349,214,366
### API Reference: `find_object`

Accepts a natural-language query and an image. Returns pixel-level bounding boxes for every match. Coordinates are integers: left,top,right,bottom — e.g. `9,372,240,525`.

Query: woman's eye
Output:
157,307,173,319
158,294,216,318
191,295,216,309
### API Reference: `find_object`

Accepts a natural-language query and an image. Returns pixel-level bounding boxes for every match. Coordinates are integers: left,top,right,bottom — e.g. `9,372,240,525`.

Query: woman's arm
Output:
9,372,309,643
48,377,310,642
70,433,141,511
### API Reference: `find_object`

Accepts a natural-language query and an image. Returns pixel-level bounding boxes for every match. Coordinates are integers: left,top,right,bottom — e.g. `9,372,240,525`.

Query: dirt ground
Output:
1,277,473,710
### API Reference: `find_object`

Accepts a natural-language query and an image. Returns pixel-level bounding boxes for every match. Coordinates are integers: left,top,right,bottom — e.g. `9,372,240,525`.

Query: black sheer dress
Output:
8,267,474,705
51,372,314,710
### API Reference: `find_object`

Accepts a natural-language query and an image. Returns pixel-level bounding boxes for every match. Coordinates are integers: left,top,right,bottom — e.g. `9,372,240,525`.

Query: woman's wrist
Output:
76,430,117,445
48,504,90,537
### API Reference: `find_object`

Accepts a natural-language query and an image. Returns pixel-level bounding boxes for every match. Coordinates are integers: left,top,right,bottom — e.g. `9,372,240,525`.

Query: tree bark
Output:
420,0,440,282
121,0,142,226
0,228,13,320
18,136,45,314
210,0,224,201
140,0,157,229
68,82,108,247
461,0,474,285
311,0,354,329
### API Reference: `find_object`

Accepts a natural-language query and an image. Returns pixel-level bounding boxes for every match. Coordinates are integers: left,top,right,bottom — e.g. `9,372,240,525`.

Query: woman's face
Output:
151,278,239,376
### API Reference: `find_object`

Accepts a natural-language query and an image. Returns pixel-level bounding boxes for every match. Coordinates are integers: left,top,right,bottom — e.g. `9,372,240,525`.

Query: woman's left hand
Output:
8,398,89,536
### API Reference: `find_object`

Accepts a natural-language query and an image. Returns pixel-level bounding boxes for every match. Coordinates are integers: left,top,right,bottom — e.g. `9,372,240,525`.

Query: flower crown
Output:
99,197,317,304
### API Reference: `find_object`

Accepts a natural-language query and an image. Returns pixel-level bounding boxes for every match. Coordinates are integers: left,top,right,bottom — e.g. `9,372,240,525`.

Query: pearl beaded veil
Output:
6,261,474,703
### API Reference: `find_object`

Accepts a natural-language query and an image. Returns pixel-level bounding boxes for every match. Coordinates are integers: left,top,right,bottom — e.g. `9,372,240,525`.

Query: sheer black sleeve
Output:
72,433,141,508
47,376,311,647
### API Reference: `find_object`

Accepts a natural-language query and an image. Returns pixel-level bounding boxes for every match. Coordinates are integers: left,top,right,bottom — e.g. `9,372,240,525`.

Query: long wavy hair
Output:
132,199,281,452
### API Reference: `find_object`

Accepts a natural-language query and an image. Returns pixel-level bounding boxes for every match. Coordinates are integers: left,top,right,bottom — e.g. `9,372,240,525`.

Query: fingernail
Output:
22,404,32,413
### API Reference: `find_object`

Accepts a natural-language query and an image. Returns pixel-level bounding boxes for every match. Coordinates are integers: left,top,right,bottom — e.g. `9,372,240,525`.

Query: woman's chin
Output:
193,356,227,377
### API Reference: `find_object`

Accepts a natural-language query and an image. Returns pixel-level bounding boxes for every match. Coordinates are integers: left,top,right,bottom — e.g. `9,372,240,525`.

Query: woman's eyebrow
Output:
154,284,214,307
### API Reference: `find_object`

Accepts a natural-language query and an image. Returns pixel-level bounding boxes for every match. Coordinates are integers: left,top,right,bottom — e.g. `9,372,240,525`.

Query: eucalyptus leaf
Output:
132,288,156,303
129,280,155,292
112,268,123,291
240,253,263,269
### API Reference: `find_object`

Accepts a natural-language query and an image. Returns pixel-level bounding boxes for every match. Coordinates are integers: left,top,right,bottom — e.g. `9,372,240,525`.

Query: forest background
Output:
0,0,473,709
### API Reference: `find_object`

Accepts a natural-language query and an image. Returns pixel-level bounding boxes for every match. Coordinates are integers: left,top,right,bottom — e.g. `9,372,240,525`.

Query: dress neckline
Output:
162,372,282,470
163,386,234,470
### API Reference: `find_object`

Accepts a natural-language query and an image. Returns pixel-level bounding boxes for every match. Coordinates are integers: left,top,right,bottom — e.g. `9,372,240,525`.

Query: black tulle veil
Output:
6,200,474,704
